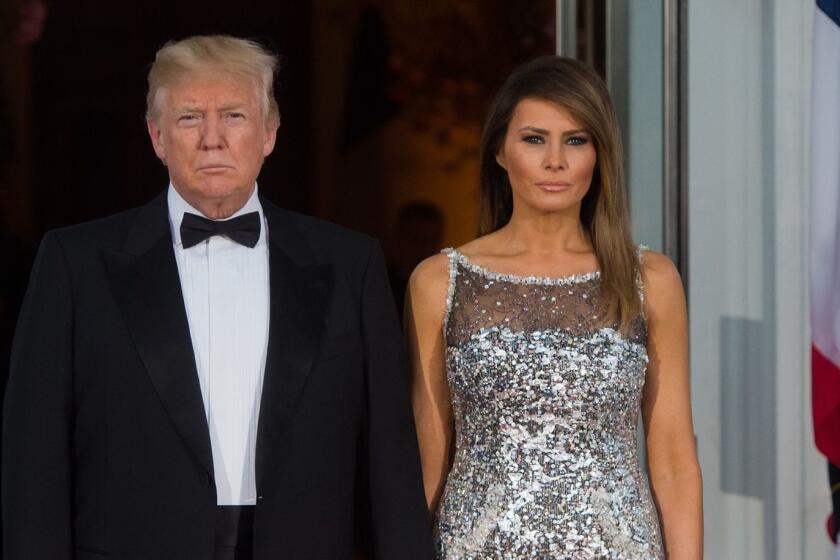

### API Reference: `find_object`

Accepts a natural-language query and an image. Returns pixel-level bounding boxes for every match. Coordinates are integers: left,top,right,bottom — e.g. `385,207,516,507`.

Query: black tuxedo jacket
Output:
2,193,434,559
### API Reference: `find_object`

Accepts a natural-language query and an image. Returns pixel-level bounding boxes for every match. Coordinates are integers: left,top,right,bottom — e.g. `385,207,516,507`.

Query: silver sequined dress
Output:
435,248,664,559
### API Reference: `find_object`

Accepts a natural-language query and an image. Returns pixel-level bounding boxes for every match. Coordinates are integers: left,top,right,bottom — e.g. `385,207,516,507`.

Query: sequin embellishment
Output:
435,248,664,559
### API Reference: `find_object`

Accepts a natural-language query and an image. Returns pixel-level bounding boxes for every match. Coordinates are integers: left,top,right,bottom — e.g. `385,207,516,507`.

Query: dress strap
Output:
636,244,648,318
441,248,460,336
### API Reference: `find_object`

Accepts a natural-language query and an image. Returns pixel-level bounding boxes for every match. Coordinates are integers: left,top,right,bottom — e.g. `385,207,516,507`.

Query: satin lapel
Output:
256,202,332,487
104,194,214,479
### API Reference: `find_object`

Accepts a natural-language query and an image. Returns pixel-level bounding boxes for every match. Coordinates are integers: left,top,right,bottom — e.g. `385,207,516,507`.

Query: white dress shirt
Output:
167,184,270,506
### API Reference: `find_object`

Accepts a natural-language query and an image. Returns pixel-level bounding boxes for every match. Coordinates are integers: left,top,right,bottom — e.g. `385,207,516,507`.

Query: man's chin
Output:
193,178,250,198
174,178,252,207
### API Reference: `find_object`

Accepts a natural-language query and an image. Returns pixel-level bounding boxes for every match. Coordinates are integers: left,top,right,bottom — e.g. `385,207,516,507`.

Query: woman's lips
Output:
536,181,573,192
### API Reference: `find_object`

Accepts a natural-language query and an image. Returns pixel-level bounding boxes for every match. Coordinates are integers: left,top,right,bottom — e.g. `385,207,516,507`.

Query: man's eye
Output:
523,135,544,144
178,115,198,122
226,112,245,119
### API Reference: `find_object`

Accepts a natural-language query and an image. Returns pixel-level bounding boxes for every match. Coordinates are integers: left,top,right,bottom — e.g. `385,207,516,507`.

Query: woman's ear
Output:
495,150,507,170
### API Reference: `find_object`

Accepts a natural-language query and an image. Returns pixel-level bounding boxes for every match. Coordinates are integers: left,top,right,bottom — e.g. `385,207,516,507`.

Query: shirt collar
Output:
167,183,267,248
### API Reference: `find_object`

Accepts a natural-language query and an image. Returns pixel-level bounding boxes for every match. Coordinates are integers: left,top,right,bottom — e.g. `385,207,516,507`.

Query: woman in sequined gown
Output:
405,56,703,559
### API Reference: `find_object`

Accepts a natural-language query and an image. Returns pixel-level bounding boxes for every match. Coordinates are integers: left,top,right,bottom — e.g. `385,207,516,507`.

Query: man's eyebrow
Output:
218,102,248,112
173,102,248,113
175,104,203,113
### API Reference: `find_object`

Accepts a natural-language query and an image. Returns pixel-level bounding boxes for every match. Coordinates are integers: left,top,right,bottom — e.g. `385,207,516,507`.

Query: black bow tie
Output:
180,211,261,249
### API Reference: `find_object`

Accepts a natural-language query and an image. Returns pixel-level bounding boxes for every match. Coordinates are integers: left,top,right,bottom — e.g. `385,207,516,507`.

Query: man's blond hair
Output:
146,35,280,127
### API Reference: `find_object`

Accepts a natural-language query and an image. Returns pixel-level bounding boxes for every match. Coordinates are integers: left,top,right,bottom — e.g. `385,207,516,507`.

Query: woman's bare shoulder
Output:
640,249,681,287
639,249,685,313
407,252,452,314
408,230,506,309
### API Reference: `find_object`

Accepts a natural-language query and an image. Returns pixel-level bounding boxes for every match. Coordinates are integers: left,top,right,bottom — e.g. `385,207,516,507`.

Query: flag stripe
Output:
814,346,840,465
810,4,840,365
818,0,840,27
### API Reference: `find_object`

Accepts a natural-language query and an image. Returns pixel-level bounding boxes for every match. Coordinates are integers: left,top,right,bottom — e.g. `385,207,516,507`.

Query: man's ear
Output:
262,117,279,158
147,118,167,162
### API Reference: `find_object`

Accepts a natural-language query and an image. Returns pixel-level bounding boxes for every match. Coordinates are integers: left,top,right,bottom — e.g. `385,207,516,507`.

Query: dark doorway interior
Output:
27,0,312,232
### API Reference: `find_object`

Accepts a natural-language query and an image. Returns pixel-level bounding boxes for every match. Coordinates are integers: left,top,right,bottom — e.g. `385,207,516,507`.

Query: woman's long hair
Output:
478,56,640,331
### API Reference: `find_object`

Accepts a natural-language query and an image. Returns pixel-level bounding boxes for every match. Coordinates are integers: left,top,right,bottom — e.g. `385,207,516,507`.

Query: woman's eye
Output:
523,135,544,144
567,136,589,146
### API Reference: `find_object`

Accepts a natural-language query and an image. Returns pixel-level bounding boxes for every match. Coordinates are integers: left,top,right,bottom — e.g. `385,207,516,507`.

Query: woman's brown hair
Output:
478,55,640,331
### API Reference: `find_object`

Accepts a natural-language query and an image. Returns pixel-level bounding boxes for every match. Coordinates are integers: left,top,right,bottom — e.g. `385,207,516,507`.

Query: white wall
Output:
688,0,827,557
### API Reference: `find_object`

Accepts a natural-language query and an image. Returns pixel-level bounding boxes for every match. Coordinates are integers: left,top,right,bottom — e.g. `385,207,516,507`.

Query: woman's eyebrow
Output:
516,126,589,136
517,126,549,134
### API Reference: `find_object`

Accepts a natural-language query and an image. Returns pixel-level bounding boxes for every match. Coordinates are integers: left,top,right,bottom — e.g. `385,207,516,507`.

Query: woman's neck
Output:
494,206,592,256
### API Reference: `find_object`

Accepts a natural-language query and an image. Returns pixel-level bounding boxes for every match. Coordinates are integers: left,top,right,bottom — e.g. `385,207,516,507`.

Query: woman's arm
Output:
641,251,703,559
404,253,454,513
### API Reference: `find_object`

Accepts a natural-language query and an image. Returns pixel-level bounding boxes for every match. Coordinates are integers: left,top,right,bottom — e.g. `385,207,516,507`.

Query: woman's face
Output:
496,98,597,218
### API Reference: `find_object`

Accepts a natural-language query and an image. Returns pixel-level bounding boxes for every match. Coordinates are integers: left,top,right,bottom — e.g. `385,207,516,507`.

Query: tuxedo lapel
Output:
104,193,214,479
256,201,332,487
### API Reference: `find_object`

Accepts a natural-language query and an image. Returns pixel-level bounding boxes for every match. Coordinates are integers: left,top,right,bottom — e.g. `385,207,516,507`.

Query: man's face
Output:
147,73,277,216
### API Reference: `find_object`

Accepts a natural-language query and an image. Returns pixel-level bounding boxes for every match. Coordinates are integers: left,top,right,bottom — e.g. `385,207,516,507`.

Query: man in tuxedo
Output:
2,35,434,560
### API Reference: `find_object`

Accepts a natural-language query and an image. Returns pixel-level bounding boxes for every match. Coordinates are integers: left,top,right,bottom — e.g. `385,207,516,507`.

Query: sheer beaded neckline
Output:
443,247,601,286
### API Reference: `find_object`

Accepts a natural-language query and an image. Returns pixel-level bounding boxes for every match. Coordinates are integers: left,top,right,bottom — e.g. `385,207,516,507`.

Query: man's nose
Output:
200,115,224,150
